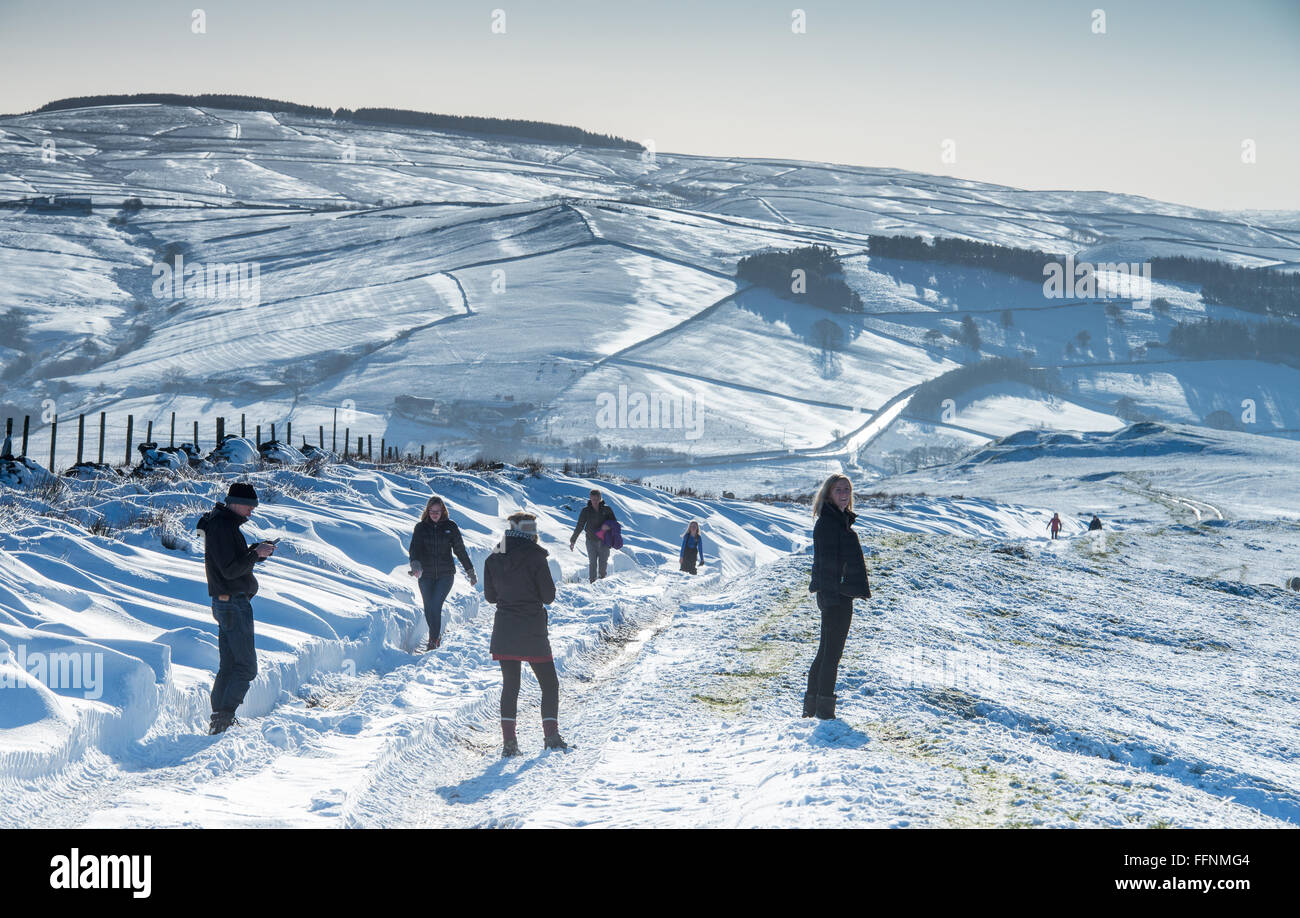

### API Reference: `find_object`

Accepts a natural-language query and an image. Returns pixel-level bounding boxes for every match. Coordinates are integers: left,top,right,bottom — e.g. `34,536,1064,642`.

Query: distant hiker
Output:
1088,515,1103,532
805,474,870,721
1047,513,1063,540
569,488,618,583
680,520,705,574
408,495,476,652
485,512,567,755
196,482,276,735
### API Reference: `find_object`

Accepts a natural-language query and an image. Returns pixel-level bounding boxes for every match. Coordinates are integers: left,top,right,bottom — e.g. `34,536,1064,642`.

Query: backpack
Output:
601,520,624,549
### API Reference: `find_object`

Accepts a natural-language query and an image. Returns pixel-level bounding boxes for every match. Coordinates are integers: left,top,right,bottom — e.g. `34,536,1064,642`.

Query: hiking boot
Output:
802,691,818,718
425,636,439,652
543,734,569,751
815,695,837,720
208,711,238,734
501,738,521,757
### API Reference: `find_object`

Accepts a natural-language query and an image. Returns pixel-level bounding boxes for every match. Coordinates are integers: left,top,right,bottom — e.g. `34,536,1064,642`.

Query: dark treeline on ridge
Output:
737,245,864,313
1167,318,1300,366
23,94,644,151
869,234,1060,284
868,234,1300,317
908,357,1064,420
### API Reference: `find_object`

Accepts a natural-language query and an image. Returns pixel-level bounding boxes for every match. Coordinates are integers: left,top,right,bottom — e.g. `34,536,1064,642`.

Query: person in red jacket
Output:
1047,513,1063,539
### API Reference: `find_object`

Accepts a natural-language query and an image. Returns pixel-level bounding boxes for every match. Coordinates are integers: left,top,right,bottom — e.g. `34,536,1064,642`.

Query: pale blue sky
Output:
1,0,1296,209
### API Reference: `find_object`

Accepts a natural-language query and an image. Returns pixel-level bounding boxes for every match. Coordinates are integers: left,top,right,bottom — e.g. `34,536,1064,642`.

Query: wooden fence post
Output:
217,417,225,443
146,419,153,444
319,425,324,448
170,412,175,448
98,411,106,464
124,415,133,464
332,408,337,452
76,414,85,465
286,421,292,444
271,422,277,442
358,436,363,458
241,414,246,438
367,435,372,460
256,424,262,445
343,427,350,458
380,438,385,463
48,414,57,471
21,415,30,457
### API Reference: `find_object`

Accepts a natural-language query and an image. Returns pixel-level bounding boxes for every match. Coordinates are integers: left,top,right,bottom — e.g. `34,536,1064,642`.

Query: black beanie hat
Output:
226,482,259,507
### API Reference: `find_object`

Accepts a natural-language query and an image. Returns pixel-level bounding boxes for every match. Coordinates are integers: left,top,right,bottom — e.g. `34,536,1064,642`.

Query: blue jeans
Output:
418,574,455,644
211,596,257,714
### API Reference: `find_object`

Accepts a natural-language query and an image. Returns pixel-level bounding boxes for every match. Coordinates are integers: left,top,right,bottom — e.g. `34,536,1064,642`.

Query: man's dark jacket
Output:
484,535,557,660
409,517,474,580
808,501,871,599
196,502,262,597
571,501,617,542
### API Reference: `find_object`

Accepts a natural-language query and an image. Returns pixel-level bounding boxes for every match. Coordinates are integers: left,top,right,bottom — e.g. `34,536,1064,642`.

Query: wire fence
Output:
1,408,442,473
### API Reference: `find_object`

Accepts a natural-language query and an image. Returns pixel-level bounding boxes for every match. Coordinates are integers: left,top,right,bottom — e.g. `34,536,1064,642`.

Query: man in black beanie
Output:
196,481,275,734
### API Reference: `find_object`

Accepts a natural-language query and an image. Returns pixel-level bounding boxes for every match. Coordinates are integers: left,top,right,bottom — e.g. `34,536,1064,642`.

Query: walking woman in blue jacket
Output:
679,520,705,574
804,474,870,720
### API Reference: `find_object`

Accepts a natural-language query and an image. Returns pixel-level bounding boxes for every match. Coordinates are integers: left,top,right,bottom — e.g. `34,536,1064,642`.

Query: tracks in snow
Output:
343,570,723,827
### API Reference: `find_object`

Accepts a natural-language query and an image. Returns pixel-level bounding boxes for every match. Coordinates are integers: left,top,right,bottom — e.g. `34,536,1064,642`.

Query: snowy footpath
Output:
1,453,1298,827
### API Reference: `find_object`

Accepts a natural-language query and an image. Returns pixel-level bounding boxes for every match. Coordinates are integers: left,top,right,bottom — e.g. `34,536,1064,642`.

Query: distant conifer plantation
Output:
868,234,1300,318
24,93,644,151
737,245,864,313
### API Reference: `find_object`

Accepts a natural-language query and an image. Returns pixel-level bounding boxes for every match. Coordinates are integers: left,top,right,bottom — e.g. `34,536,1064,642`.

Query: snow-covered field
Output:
1,102,1297,828
2,421,1297,828
2,102,1298,492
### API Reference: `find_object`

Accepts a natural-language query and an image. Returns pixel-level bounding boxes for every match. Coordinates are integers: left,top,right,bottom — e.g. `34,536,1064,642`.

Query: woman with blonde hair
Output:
804,473,870,719
679,520,705,574
408,496,476,652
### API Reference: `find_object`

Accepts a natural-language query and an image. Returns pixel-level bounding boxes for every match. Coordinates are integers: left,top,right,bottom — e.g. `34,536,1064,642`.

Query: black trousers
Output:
500,659,560,722
680,548,698,574
806,591,853,697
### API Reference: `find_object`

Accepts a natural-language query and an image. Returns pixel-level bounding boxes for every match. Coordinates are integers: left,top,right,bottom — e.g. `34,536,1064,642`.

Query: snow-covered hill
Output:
1,103,1298,496
0,423,1297,827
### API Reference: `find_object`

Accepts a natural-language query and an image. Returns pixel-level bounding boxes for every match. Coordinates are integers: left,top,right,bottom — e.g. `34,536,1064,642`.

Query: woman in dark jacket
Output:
805,473,870,720
408,496,476,652
484,512,566,756
679,521,705,574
